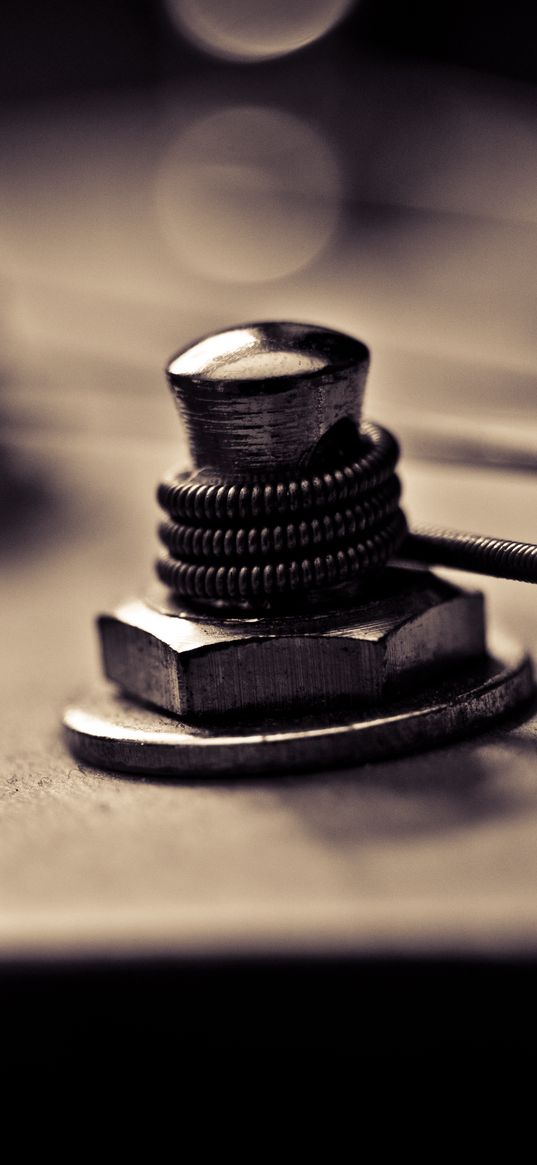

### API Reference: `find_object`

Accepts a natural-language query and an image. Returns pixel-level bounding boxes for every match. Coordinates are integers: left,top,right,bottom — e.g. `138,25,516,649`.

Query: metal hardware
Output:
404,527,537,585
98,570,486,719
159,323,408,610
64,321,534,776
64,634,531,777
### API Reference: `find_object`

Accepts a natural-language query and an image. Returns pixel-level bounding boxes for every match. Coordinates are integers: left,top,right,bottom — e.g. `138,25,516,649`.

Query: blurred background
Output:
2,1,537,1028
1,0,536,457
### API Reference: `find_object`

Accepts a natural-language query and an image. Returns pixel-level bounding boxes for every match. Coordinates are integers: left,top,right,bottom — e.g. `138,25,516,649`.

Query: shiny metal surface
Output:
98,569,486,718
78,317,535,768
64,633,532,776
166,321,369,474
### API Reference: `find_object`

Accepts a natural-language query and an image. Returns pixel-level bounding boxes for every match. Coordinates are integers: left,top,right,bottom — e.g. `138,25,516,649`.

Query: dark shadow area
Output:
265,750,523,847
2,0,535,106
268,694,537,847
76,687,537,847
2,952,537,1065
0,440,64,561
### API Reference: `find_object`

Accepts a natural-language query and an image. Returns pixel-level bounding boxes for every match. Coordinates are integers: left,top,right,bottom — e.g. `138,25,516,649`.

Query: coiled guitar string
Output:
156,421,406,604
404,527,537,584
156,419,537,607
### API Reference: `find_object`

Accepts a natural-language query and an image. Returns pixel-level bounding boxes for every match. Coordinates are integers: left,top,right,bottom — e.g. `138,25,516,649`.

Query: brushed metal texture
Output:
166,321,369,474
98,568,486,719
64,634,533,777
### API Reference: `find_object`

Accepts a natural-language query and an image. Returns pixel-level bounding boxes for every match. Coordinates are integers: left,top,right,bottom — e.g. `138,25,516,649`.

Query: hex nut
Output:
98,568,486,720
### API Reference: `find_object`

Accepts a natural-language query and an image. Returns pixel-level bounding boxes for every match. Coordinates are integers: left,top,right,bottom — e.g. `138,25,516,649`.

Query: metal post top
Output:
166,321,370,474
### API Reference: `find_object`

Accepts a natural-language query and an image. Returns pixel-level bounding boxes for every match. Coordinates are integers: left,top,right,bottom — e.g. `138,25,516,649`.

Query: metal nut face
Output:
98,568,486,720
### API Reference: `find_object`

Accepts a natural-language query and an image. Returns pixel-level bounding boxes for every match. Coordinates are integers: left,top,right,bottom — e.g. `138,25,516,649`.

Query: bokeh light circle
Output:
164,0,354,62
155,106,342,283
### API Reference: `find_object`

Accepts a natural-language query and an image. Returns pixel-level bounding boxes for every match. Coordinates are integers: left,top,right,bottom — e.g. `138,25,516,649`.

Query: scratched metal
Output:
166,321,369,475
64,633,533,777
98,569,486,719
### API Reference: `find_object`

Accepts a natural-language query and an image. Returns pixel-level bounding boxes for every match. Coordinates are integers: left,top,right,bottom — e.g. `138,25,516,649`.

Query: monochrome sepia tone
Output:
1,0,537,1066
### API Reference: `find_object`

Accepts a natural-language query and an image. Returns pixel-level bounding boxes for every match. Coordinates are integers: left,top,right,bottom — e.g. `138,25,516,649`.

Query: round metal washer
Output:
63,634,533,778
